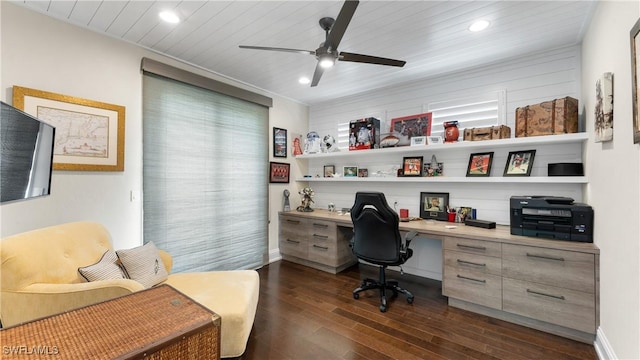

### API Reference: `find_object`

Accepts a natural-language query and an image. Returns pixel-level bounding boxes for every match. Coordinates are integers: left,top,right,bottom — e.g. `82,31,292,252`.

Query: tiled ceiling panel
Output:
11,0,597,105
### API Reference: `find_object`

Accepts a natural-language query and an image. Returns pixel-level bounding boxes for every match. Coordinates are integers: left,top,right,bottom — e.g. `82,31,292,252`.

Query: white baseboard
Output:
594,327,617,360
268,248,282,264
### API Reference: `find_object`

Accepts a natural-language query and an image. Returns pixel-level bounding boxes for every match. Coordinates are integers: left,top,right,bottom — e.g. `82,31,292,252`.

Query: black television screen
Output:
1,101,55,203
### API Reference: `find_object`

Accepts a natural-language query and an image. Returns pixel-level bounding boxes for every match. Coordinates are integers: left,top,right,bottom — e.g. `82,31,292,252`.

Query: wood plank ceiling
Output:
11,1,597,105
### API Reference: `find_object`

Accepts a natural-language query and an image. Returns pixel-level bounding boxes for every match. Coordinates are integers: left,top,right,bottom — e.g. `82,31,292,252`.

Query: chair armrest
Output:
157,249,173,273
403,231,418,250
1,280,143,327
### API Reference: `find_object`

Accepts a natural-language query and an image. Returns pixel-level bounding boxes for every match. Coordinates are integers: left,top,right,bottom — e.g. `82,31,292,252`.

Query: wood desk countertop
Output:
280,209,599,254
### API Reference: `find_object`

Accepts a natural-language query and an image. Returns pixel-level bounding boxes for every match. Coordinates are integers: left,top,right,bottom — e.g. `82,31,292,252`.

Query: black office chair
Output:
350,192,418,312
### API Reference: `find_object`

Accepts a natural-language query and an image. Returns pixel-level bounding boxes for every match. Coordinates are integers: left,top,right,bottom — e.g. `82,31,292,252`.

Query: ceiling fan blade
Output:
239,45,315,56
340,52,406,67
325,0,359,50
311,62,325,87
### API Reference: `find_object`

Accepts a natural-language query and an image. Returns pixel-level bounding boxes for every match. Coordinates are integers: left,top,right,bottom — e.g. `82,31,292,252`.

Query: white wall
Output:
0,3,308,255
581,1,640,359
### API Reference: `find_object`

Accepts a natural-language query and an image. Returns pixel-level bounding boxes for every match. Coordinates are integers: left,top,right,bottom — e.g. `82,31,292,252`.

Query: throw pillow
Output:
78,250,127,282
116,242,168,288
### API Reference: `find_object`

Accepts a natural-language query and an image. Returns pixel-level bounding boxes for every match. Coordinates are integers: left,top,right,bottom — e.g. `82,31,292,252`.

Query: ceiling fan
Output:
239,0,406,87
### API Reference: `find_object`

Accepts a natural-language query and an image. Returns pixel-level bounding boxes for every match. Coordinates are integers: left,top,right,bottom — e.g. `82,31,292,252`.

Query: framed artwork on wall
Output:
273,127,287,158
12,85,125,171
269,162,290,183
595,72,614,142
503,150,536,176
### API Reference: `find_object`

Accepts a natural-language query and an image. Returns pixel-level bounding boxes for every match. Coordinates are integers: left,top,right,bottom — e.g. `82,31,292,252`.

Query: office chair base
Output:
352,268,414,312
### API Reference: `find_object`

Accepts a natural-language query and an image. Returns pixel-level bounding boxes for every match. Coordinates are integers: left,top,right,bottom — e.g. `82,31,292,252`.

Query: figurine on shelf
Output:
297,187,315,212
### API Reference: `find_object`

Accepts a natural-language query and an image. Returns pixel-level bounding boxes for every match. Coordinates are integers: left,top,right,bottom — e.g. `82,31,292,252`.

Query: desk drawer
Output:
309,220,336,238
443,265,502,310
444,250,501,276
444,237,501,258
502,244,594,293
280,235,308,259
308,240,339,266
503,278,596,333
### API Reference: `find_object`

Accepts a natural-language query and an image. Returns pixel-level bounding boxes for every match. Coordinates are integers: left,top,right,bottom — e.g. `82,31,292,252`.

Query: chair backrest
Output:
350,192,402,265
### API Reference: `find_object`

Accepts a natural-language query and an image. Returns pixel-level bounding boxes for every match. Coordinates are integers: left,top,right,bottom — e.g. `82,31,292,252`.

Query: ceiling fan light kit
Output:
238,0,405,87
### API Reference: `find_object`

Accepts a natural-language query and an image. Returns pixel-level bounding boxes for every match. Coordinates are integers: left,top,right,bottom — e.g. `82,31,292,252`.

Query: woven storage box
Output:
515,97,579,137
463,125,511,141
0,285,220,359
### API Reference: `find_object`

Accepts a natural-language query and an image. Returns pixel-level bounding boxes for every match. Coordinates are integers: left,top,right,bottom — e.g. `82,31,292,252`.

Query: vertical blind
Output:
142,72,268,273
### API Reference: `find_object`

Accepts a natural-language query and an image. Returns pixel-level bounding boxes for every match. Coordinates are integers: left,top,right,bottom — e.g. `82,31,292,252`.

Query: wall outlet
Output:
130,190,141,202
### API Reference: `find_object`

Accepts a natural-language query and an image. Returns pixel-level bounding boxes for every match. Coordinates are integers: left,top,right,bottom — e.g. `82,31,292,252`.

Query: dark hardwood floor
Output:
241,260,597,360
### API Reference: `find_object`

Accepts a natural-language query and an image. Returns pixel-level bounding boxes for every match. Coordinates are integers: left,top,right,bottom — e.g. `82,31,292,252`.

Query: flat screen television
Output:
1,101,55,204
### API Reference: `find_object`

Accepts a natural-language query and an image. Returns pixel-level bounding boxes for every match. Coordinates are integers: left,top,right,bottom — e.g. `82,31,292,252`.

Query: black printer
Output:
510,196,593,243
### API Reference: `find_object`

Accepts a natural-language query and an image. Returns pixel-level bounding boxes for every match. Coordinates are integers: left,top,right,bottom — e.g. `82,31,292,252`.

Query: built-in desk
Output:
279,210,599,343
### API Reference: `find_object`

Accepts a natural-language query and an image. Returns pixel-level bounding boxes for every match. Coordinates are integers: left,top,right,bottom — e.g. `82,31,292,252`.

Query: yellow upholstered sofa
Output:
0,221,259,358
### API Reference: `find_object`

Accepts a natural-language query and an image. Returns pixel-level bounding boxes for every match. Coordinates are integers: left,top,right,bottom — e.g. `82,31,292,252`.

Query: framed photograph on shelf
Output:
12,85,125,171
390,112,432,146
402,156,423,176
269,162,290,183
273,127,287,158
503,150,536,176
343,166,358,177
410,136,427,146
323,165,335,178
358,168,369,177
420,192,449,221
427,135,443,145
631,18,640,144
466,152,494,177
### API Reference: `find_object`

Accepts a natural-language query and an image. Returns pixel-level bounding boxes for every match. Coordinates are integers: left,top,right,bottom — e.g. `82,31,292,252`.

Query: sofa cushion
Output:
78,250,127,282
116,242,168,288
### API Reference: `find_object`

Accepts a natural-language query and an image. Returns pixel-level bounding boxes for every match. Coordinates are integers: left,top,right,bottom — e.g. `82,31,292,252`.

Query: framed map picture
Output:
13,86,125,171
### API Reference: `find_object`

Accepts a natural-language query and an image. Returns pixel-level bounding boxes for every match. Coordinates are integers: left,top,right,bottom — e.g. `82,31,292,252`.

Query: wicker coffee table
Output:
1,284,220,359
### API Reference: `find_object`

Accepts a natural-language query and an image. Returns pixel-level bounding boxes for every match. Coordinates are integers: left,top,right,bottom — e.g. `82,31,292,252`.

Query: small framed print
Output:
343,166,358,177
427,136,443,145
420,192,449,221
273,127,287,158
466,152,494,177
324,165,335,178
358,168,369,177
269,162,290,183
503,150,536,176
402,156,423,176
410,136,427,146
631,18,640,143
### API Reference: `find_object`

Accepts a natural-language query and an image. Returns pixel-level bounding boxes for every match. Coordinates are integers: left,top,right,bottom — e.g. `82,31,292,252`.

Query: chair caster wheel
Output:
407,297,414,304
353,293,359,299
379,305,387,312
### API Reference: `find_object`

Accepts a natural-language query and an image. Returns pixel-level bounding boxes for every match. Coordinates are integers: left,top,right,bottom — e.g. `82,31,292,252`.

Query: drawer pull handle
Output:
313,223,329,228
526,253,565,262
457,259,486,267
456,274,486,283
313,234,329,239
286,220,300,224
313,245,329,251
286,239,300,244
456,244,487,251
526,289,566,300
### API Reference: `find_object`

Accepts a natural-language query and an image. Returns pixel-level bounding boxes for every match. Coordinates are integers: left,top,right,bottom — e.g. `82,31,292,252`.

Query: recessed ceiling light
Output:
159,11,180,24
469,20,490,32
299,77,310,85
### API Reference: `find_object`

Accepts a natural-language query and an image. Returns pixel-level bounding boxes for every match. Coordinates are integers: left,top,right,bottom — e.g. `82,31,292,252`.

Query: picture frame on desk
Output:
420,192,449,221
269,162,290,183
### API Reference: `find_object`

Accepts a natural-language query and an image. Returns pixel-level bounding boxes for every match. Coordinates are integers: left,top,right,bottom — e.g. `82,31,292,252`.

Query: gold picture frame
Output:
13,86,125,171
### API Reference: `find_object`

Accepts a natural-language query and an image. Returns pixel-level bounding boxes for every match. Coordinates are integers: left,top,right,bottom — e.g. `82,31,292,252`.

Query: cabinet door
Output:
502,244,594,292
279,216,309,259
